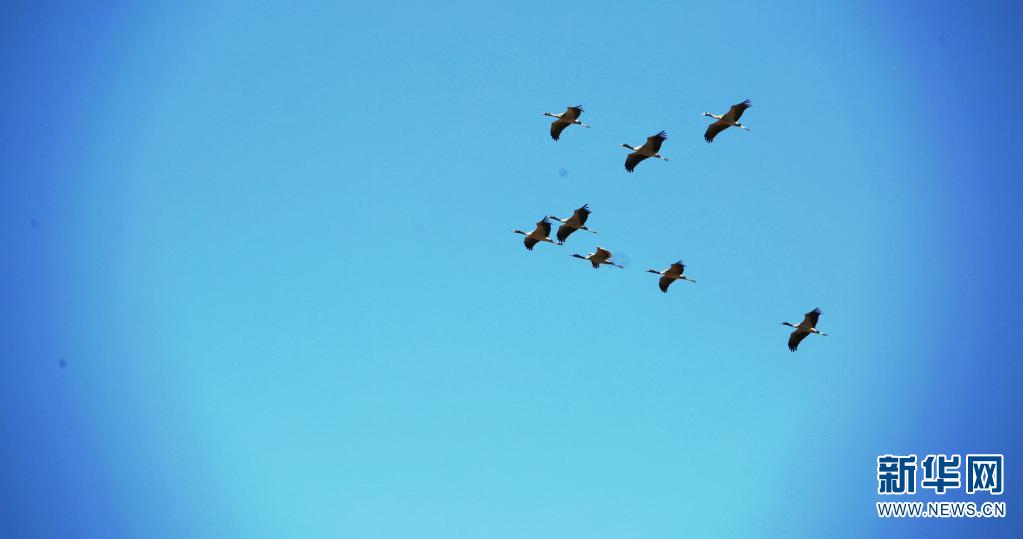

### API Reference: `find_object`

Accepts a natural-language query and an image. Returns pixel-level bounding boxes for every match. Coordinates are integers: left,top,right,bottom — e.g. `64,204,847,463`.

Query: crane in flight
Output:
549,204,597,244
513,217,556,251
571,246,623,269
646,260,696,293
781,307,829,351
543,105,590,141
703,100,751,143
621,131,669,172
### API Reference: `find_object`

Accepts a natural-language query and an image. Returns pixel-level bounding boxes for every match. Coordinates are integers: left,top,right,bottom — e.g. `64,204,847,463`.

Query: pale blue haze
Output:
1,1,1021,537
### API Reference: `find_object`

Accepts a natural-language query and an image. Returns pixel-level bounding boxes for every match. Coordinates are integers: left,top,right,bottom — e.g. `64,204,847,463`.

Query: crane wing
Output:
574,204,591,225
669,261,686,276
556,223,576,243
535,217,552,238
624,152,648,172
523,236,539,250
723,99,751,122
788,330,809,351
658,275,674,293
563,106,583,122
550,120,570,141
803,308,821,329
704,120,730,143
644,131,667,153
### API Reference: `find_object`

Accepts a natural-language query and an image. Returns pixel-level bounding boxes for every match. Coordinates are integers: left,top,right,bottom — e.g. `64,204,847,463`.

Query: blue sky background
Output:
2,1,1021,537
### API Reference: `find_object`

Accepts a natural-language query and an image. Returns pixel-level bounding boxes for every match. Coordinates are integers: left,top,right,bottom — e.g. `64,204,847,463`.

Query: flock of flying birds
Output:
514,100,828,352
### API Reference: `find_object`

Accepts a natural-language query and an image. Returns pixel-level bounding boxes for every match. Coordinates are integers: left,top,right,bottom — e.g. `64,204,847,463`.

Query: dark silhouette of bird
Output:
549,204,597,244
621,131,669,172
646,260,695,293
571,246,623,269
781,307,829,351
703,100,751,142
513,217,556,250
543,105,590,141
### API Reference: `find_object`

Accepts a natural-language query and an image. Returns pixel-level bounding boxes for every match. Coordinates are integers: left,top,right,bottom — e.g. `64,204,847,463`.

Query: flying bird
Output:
621,131,669,172
571,246,623,269
513,217,556,250
646,260,696,293
781,307,829,351
549,204,596,244
703,99,751,143
543,105,590,141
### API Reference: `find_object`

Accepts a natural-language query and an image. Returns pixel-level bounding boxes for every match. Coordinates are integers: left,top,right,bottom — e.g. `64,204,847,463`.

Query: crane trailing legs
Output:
703,99,752,143
621,131,669,172
646,260,695,293
571,246,623,269
549,204,597,244
514,217,557,251
781,307,829,351
543,105,590,141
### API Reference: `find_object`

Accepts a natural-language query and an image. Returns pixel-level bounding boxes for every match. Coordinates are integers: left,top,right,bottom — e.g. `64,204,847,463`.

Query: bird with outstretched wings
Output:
704,100,751,143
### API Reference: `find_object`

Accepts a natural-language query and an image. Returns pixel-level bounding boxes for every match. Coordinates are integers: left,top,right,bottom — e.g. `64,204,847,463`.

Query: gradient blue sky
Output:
2,1,1021,537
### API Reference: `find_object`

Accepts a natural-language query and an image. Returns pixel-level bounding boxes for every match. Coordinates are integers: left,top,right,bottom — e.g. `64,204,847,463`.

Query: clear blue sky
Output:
2,1,1021,537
